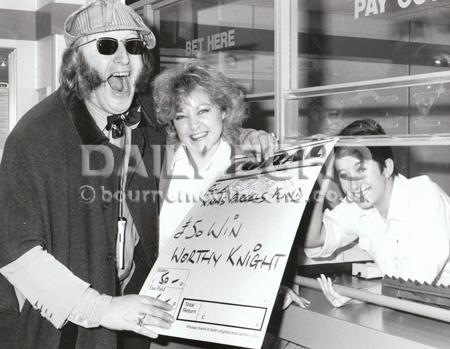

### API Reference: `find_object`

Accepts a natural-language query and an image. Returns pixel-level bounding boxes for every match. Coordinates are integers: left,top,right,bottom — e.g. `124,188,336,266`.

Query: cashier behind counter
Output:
303,119,450,306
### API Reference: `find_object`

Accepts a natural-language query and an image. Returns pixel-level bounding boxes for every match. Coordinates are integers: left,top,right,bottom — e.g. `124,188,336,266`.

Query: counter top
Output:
277,275,450,349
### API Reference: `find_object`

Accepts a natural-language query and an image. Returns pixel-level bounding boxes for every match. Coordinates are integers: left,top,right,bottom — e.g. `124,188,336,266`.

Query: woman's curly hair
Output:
152,60,248,144
59,43,154,99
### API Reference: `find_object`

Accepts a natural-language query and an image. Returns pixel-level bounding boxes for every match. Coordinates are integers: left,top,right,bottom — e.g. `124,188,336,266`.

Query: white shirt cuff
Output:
0,246,90,328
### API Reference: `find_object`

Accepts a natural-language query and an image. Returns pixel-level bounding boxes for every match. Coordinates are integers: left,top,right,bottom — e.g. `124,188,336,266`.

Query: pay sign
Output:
355,0,438,18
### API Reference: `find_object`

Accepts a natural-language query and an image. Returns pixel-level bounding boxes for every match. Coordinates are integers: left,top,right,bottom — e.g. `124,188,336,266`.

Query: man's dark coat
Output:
0,88,166,349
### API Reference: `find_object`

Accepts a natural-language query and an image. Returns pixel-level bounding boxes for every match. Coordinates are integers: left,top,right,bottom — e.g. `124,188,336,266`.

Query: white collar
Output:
386,174,409,221
171,139,231,173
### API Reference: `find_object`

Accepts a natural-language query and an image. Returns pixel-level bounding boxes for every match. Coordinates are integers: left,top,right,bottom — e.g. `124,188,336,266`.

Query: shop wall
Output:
37,0,86,9
0,0,85,11
37,35,54,96
0,0,36,11
35,0,82,97
0,39,37,120
37,33,65,97
0,0,82,119
0,87,8,152
53,34,66,89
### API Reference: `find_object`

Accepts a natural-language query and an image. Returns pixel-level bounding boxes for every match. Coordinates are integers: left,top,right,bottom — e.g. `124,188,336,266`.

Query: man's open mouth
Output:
107,71,130,94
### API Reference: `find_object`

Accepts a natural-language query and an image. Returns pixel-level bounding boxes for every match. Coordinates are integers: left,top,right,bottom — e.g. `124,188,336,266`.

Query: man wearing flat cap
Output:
0,1,176,348
0,1,275,348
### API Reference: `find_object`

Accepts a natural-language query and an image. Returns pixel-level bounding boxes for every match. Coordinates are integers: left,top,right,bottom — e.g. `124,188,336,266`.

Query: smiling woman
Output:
151,58,308,349
153,60,248,249
172,88,225,168
153,60,247,146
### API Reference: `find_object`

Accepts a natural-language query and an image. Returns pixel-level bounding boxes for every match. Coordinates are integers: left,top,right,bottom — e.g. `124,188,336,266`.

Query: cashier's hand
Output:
317,274,353,308
100,295,174,338
280,285,311,310
240,129,278,162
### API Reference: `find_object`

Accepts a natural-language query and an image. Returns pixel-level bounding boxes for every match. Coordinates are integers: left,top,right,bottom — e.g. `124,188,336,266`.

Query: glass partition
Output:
285,74,450,193
296,0,450,87
156,0,275,96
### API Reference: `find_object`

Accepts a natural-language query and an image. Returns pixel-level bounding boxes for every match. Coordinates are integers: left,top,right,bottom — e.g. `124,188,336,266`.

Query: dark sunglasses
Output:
76,37,148,55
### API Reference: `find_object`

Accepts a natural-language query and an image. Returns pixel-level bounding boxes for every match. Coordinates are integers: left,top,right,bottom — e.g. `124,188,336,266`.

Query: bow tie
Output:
106,106,141,139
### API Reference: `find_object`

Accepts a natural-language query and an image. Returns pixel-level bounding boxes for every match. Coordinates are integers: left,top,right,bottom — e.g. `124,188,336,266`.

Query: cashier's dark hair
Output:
336,119,398,176
152,60,248,144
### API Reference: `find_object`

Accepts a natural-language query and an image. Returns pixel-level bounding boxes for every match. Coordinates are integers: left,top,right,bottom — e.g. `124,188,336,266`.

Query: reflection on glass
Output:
411,83,444,128
412,83,444,117
305,97,344,136
297,0,450,87
295,87,409,139
157,0,274,94
292,0,450,145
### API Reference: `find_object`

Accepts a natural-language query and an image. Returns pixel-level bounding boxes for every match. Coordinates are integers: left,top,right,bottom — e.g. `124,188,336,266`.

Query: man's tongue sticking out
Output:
107,74,130,95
